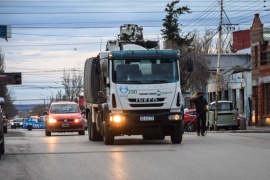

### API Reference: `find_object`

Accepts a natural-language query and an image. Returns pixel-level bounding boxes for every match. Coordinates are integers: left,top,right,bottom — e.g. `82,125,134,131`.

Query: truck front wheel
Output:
171,125,183,144
103,123,114,145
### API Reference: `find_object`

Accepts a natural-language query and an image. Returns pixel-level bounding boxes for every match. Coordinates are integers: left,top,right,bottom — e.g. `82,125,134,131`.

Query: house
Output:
250,14,270,126
206,55,252,122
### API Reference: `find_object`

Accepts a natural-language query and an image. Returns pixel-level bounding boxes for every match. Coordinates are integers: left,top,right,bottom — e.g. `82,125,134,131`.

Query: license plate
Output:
140,116,154,121
62,124,69,127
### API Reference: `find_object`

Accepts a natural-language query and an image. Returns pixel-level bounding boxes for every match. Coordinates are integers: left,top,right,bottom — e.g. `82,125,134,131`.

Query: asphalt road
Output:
1,129,270,180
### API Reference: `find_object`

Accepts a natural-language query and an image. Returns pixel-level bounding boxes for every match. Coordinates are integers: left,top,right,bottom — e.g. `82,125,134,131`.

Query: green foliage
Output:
161,0,192,46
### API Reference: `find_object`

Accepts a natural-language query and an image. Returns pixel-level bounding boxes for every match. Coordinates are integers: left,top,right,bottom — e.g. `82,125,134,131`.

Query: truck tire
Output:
88,118,92,141
171,125,183,144
90,121,102,141
103,123,114,145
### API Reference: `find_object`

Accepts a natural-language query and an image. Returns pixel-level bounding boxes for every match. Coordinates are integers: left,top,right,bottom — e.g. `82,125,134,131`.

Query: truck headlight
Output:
168,114,181,121
110,115,122,123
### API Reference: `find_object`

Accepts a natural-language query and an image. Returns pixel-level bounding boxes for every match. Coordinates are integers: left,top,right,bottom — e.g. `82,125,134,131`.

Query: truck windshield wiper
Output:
149,80,168,83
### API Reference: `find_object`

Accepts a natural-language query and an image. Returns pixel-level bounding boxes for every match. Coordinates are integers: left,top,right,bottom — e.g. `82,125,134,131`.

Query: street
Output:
1,129,270,180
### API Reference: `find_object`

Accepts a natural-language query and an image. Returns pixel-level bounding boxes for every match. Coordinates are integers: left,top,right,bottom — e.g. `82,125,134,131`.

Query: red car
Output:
184,109,197,132
44,101,85,136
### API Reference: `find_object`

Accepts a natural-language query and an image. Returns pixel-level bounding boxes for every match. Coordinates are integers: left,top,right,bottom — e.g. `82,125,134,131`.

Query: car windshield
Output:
14,119,24,122
50,104,79,114
112,59,179,84
210,102,234,111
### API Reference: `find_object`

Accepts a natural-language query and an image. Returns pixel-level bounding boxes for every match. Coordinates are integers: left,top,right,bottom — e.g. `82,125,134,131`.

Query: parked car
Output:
207,101,238,130
184,109,197,132
23,116,45,131
11,118,24,129
44,101,85,136
0,97,5,159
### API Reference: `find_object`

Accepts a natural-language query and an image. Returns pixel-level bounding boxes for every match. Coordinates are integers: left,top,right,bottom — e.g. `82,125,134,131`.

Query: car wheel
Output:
185,122,196,132
103,122,114,145
4,126,7,133
171,125,183,144
27,126,33,131
45,129,51,136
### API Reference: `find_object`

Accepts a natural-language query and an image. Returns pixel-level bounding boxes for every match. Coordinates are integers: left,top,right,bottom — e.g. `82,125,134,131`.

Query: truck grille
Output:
128,98,165,108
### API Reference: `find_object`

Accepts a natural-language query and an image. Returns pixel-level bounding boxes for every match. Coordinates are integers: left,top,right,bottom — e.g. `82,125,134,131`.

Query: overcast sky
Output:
0,0,269,105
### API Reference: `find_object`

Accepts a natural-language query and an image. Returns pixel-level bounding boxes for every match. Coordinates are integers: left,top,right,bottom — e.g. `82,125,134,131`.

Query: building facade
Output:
250,14,270,126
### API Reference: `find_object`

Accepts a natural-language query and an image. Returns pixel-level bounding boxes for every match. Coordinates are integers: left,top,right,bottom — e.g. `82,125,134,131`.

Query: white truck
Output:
84,24,189,145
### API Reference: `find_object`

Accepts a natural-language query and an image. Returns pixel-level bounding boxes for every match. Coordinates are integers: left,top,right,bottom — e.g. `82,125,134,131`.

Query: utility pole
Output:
214,0,223,131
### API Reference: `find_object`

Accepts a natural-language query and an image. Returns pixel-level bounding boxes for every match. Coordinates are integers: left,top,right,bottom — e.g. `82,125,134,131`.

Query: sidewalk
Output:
214,126,270,133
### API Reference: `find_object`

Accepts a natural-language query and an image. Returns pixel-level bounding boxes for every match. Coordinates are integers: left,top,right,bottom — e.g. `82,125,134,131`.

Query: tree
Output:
61,68,83,102
179,46,210,92
161,0,192,46
0,48,18,118
161,2,210,92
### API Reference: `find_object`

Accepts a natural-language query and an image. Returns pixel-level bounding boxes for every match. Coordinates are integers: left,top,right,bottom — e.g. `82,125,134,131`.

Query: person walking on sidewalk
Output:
190,91,208,136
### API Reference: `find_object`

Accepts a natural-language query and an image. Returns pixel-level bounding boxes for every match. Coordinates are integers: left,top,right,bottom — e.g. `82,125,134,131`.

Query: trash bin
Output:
240,118,246,130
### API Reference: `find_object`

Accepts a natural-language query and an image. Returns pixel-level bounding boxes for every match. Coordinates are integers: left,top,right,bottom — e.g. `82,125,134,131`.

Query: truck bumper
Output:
108,111,183,136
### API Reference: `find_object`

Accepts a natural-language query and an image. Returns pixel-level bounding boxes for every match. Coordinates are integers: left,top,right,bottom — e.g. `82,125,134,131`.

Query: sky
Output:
0,0,269,105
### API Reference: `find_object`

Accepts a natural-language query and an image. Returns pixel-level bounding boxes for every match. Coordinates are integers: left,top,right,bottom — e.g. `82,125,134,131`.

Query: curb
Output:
206,130,270,133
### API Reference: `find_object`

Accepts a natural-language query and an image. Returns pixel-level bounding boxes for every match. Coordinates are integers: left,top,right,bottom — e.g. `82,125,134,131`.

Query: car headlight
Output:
168,114,181,121
48,118,57,123
74,117,84,123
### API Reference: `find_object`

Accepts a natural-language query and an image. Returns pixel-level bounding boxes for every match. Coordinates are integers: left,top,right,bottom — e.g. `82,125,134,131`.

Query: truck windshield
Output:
112,59,179,84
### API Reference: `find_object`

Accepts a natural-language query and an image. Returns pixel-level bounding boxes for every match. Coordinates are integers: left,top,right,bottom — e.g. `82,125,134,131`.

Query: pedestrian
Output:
190,91,208,136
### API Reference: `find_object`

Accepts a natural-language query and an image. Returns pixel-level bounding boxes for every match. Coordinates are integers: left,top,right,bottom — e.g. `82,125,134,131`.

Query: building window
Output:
261,51,270,66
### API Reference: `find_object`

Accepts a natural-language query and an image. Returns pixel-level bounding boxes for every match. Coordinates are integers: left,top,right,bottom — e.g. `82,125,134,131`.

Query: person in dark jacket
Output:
190,91,208,136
